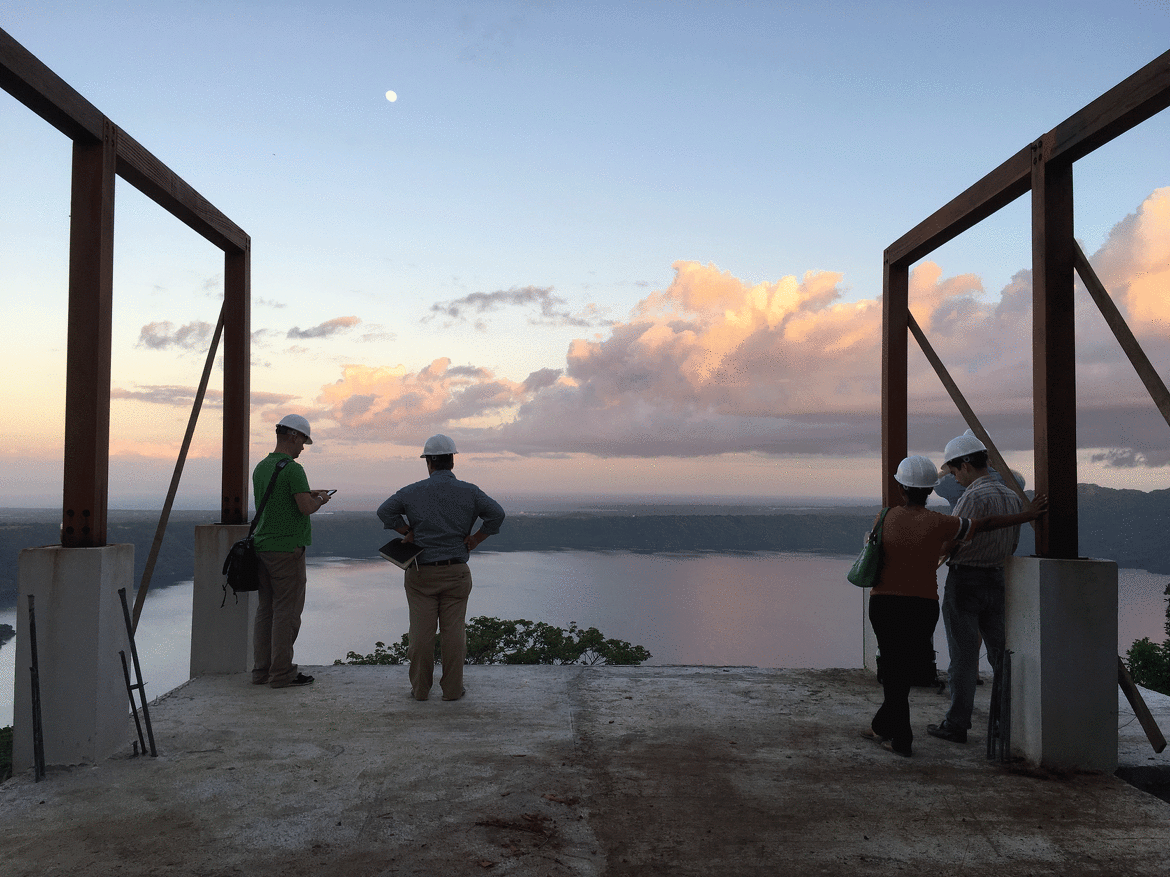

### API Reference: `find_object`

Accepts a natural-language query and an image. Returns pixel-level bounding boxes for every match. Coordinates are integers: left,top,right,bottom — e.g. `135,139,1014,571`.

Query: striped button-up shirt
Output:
949,474,1023,568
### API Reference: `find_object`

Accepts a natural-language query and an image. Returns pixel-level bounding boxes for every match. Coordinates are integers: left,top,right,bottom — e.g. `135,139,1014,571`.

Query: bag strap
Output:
249,458,292,537
869,507,890,542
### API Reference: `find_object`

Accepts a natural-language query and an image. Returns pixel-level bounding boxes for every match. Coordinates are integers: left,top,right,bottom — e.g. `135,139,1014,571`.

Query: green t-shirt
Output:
252,453,312,552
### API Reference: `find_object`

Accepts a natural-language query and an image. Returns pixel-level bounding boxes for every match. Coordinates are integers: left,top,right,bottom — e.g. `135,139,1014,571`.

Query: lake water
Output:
2,550,1168,726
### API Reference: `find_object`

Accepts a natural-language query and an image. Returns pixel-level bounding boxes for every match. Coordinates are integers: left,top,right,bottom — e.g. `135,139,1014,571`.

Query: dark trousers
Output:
868,594,940,753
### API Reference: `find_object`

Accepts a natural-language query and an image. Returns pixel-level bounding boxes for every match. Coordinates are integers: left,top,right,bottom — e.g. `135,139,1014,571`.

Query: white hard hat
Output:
943,431,985,463
895,455,939,489
420,434,458,457
277,414,312,444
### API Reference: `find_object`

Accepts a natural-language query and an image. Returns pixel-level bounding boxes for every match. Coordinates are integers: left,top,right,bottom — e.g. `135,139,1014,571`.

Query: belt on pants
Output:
419,558,466,567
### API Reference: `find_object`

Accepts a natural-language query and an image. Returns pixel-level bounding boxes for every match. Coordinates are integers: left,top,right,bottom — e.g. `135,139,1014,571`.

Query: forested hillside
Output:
1,482,1167,609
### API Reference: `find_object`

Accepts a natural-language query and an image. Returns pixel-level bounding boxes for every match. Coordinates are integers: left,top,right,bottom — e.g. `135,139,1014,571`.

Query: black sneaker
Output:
287,673,314,687
927,720,967,743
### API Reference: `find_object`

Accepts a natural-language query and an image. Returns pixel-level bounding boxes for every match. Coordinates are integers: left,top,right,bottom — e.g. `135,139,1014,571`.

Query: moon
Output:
385,90,397,102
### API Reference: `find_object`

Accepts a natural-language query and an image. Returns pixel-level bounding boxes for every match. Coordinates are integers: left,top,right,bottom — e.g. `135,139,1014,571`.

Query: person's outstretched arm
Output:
968,494,1048,538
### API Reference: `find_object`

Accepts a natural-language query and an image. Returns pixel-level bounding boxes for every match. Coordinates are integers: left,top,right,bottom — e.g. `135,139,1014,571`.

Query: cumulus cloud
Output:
287,316,362,339
137,321,214,351
429,286,608,329
1093,188,1170,333
1060,187,1170,467
312,358,562,444
307,189,1170,464
478,263,889,456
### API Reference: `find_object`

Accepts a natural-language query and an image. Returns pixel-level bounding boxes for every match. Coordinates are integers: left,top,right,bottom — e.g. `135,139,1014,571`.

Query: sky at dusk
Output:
2,2,1169,510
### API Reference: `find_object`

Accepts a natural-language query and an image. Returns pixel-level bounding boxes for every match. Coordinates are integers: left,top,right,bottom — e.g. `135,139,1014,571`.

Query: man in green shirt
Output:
252,414,330,688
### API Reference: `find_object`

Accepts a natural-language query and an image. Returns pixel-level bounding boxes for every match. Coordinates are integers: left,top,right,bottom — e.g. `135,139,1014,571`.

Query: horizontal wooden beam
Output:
0,26,104,141
1049,49,1170,166
885,145,1032,268
115,129,249,253
886,48,1170,268
0,26,249,253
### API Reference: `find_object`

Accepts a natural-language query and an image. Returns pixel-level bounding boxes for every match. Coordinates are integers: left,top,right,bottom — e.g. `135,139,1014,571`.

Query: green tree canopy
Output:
336,616,651,667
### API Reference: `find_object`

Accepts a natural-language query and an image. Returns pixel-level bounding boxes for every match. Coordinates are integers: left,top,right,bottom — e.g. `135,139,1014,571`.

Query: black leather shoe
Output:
927,720,967,743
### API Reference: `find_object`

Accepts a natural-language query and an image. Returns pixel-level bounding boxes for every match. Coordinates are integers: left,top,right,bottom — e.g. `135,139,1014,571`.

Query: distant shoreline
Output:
0,508,881,610
0,497,885,521
5,482,1170,609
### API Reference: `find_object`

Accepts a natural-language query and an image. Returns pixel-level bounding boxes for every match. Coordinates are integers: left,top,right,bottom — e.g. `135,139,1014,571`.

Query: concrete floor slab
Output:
2,665,1169,876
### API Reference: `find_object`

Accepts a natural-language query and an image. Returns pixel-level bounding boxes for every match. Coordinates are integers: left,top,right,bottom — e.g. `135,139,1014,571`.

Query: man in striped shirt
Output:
928,432,1024,744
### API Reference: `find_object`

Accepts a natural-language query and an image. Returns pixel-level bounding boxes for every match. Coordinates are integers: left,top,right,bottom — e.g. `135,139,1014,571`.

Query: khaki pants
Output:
253,547,307,688
404,562,473,700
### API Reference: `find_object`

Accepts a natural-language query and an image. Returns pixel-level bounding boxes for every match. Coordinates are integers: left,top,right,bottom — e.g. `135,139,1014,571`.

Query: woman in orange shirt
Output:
863,455,1046,756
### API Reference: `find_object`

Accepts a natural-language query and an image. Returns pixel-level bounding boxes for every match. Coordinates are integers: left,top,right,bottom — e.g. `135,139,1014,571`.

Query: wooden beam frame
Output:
1030,140,1077,558
222,247,251,524
1,26,252,537
883,49,1170,559
886,50,1170,267
61,122,116,546
0,29,248,251
881,257,908,507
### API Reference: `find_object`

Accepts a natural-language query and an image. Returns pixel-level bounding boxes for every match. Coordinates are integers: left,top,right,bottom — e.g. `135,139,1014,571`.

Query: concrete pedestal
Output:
14,544,134,772
1006,555,1118,772
191,524,254,675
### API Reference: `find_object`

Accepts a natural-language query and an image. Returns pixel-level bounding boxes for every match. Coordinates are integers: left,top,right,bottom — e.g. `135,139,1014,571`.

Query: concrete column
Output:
14,544,134,772
1006,555,1118,771
191,524,254,675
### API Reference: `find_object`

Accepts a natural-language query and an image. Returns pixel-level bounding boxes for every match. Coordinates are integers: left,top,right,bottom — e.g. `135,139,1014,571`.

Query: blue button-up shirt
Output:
376,470,505,564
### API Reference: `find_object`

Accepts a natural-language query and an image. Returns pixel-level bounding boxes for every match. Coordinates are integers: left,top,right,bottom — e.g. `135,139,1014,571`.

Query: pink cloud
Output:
1094,187,1170,335
311,358,560,444
304,190,1170,465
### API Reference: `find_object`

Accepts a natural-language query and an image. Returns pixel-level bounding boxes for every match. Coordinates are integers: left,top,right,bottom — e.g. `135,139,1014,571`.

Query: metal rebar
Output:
1001,650,1012,761
119,649,147,757
27,594,45,781
117,588,157,757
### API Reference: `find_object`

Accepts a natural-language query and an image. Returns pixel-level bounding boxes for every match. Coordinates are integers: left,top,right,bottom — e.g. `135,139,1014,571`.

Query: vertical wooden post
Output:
221,243,251,524
61,121,116,548
1031,138,1078,558
882,255,909,507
